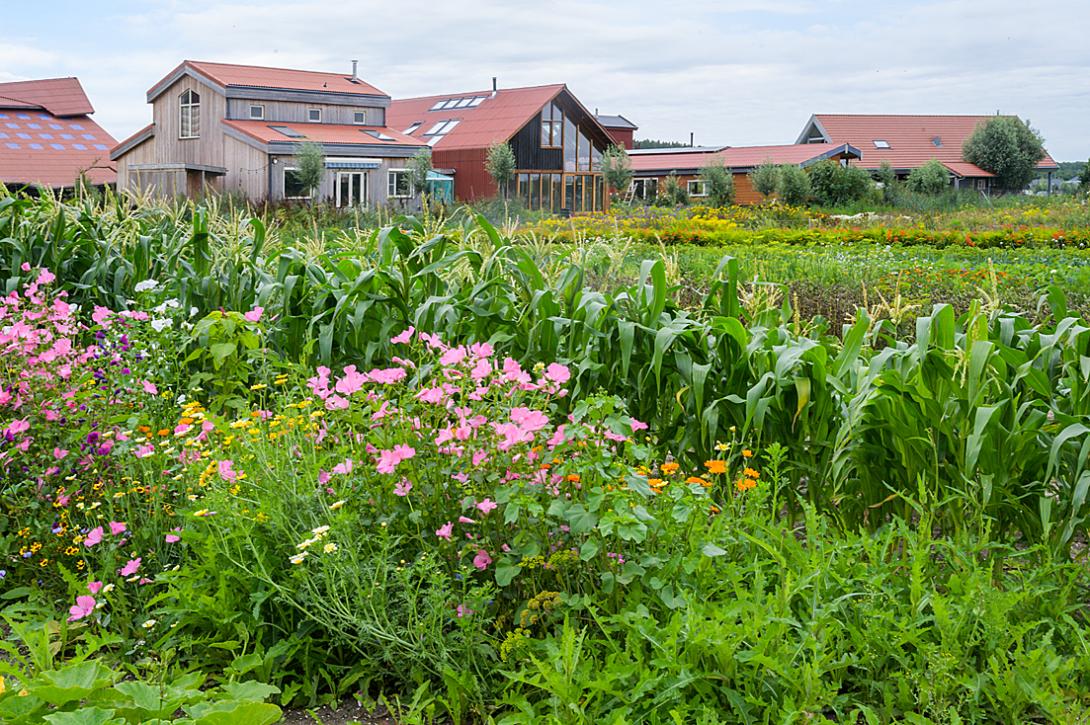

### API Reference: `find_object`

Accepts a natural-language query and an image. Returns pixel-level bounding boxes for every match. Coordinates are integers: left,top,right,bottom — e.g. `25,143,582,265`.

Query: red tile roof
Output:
0,78,116,188
802,114,1058,172
223,119,426,147
0,77,94,117
154,60,387,99
942,161,995,178
630,143,858,173
388,84,566,151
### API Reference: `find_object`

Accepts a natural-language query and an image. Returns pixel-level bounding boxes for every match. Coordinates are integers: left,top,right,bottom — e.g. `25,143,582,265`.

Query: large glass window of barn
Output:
179,89,200,139
541,102,563,148
564,117,577,171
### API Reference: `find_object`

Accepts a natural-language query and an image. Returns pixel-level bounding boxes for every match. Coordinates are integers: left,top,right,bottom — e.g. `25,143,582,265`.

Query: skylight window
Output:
932,136,943,147
429,100,447,111
269,125,305,138
422,119,460,146
404,122,422,135
425,121,449,136
467,96,485,107
873,139,890,149
454,97,473,108
363,129,395,141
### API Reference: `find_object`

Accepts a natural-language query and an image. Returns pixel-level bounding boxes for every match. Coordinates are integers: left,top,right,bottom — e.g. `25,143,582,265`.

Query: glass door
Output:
335,172,368,207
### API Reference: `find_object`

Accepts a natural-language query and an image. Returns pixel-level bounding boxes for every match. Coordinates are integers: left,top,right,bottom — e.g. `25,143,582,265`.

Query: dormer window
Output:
179,89,200,139
873,139,890,149
353,111,367,125
307,108,321,123
249,104,265,120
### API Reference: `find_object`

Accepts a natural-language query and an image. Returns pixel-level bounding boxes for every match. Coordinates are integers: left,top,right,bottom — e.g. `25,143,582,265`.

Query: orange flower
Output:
647,478,663,488
736,477,756,492
743,467,759,479
661,461,680,475
565,474,581,483
742,449,753,458
157,429,170,437
686,475,709,487
709,504,722,515
704,460,727,475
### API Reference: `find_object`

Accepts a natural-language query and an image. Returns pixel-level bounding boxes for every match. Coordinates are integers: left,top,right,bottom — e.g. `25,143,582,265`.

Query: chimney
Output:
351,60,358,80
690,131,694,147
492,77,498,96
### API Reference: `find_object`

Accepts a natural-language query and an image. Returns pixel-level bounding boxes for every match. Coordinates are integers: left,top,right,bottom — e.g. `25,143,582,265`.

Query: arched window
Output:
179,89,200,139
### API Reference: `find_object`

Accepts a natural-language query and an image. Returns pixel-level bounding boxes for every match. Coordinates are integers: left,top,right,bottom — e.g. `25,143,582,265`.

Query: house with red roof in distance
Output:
795,114,1059,191
595,114,638,150
0,77,116,191
111,60,427,205
628,143,861,204
388,82,615,212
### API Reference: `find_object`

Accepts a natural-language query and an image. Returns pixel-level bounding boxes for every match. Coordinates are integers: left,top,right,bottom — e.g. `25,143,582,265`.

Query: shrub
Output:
906,159,951,195
807,160,873,206
294,142,325,201
777,165,812,205
876,160,899,204
601,145,633,199
963,116,1046,192
749,162,780,199
659,173,688,206
699,162,735,206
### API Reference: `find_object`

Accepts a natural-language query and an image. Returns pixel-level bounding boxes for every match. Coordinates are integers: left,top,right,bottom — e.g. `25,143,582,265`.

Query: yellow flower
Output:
312,525,331,537
323,542,338,554
250,383,267,391
329,500,346,510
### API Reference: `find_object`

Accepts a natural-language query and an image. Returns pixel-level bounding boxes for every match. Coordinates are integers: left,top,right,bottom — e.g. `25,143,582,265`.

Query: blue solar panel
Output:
94,144,107,150
0,132,6,139
27,123,40,129
6,142,20,149
70,123,84,130
5,123,18,129
73,143,87,150
29,143,43,150
16,114,30,120
16,133,30,139
37,114,49,120
39,133,53,140
81,133,95,140
50,143,64,150
0,114,7,119
49,123,61,130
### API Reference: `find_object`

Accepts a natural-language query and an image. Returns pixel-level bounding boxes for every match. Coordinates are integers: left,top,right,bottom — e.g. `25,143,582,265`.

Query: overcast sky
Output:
3,0,1088,160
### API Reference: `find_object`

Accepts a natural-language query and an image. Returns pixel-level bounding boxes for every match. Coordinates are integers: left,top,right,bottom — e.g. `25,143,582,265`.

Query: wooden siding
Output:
150,75,227,167
510,116,563,170
226,100,384,126
605,128,634,149
269,155,414,206
634,171,766,206
114,136,156,192
223,135,268,199
434,148,494,201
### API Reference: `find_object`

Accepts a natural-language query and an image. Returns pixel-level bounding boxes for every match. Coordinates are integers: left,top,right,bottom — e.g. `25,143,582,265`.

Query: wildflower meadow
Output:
2,190,1090,723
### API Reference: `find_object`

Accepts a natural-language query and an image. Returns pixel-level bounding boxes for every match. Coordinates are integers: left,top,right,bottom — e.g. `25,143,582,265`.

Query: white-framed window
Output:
387,168,412,198
873,139,890,149
687,180,707,197
248,104,265,120
284,167,313,200
307,108,322,123
353,111,367,125
179,89,200,139
404,122,421,135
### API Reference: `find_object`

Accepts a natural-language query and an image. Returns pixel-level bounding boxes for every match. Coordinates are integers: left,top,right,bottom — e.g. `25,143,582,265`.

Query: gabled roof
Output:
630,143,860,174
798,114,1058,172
388,84,611,152
149,60,387,101
222,119,426,148
596,114,637,130
0,77,94,117
0,77,116,188
941,161,995,178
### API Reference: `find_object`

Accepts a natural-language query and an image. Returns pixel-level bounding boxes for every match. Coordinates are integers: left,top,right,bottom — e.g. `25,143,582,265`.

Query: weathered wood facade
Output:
112,61,425,205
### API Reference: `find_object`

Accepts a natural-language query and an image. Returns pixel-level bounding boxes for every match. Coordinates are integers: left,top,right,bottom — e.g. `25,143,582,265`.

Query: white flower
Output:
135,279,159,293
289,551,309,565
150,318,172,332
189,307,200,318
141,619,157,629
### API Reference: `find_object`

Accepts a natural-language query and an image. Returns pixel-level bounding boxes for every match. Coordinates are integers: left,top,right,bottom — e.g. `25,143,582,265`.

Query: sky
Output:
2,0,1088,160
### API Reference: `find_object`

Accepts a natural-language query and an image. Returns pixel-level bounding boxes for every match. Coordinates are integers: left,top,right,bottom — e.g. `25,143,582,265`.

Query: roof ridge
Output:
186,60,357,79
394,83,565,102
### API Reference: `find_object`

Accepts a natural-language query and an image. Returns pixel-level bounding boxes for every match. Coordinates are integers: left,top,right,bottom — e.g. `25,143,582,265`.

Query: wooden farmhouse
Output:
111,60,427,205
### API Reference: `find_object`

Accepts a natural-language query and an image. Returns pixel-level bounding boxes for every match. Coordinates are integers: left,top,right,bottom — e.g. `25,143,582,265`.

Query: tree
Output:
408,149,432,201
485,142,516,198
600,145,633,199
777,165,812,206
634,139,690,149
1080,158,1090,191
905,159,949,195
876,161,899,204
295,142,325,202
807,160,873,206
963,116,1046,192
660,173,688,206
750,162,781,200
699,162,735,206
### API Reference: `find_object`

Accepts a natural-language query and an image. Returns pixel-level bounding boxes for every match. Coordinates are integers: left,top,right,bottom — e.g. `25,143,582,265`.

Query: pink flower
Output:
415,386,446,404
511,407,549,433
393,479,413,497
332,458,353,475
134,443,155,458
473,549,493,570
390,327,415,345
470,341,494,358
244,306,264,323
53,447,68,460
603,429,627,442
476,498,497,514
218,459,238,482
119,558,142,577
165,532,181,543
435,521,453,540
456,604,473,618
37,268,56,285
87,581,103,594
84,526,103,548
318,470,331,485
109,521,127,536
335,365,368,396
142,380,159,395
375,445,415,474
470,358,492,381
366,367,406,385
458,516,476,525
630,417,648,431
545,363,571,384
68,595,96,622
440,346,467,366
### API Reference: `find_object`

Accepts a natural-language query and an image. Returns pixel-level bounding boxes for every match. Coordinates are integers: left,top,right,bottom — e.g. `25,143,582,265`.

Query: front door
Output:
335,172,368,207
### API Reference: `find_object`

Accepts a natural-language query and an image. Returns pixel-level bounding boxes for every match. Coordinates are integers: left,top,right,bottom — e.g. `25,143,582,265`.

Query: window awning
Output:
325,157,382,169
